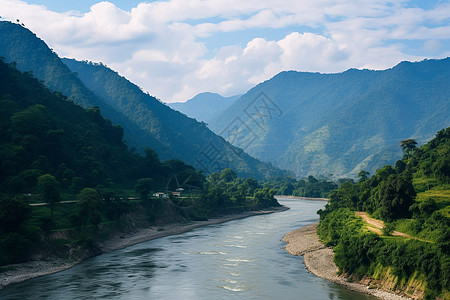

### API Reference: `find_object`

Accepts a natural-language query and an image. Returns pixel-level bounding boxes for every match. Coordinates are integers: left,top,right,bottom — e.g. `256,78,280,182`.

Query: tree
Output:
77,188,102,227
220,168,237,183
382,222,395,236
378,172,415,221
0,196,31,234
37,174,61,216
357,170,370,182
394,160,406,173
135,178,155,201
307,175,318,184
432,147,450,183
401,139,417,159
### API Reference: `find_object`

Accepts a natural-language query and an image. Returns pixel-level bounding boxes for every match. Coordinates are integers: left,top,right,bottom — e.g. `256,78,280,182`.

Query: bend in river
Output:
0,198,375,299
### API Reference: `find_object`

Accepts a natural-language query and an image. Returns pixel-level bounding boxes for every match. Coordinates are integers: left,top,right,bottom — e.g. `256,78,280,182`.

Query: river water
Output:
0,198,375,299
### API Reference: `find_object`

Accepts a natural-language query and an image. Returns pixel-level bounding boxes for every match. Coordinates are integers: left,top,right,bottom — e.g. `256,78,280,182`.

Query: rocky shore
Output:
1,206,288,290
282,223,411,300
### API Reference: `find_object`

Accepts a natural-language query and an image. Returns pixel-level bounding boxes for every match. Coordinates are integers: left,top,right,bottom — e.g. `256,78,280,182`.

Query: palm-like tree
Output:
400,139,417,159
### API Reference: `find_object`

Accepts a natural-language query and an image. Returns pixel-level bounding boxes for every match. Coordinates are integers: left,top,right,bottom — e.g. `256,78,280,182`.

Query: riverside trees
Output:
317,128,450,299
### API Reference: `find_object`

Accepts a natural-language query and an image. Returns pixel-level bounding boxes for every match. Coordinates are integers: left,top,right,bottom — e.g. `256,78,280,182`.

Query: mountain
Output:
0,21,167,158
0,21,284,179
209,58,450,178
0,58,201,193
0,60,283,266
61,58,284,179
168,92,241,124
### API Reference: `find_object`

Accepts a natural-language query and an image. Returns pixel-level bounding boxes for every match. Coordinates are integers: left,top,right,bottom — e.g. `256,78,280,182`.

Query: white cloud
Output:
0,0,449,101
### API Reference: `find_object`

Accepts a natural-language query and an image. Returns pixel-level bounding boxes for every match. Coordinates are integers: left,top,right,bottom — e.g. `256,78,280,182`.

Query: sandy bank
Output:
1,206,288,290
282,223,411,300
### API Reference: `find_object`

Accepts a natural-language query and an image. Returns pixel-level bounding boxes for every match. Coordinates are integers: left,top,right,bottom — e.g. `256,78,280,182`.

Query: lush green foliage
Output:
198,168,279,215
317,128,450,298
0,196,38,265
0,59,193,194
0,60,282,266
263,175,337,198
0,21,285,180
62,58,285,180
210,58,450,179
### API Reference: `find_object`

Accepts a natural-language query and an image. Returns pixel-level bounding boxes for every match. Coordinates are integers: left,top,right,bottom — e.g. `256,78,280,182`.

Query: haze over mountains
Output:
168,93,240,124
208,59,450,178
0,21,284,180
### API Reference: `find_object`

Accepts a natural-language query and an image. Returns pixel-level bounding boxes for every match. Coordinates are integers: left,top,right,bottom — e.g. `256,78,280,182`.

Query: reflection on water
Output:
0,199,376,299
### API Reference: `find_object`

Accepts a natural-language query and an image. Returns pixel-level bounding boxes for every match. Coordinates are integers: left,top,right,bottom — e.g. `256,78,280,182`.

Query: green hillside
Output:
0,21,172,160
317,128,450,299
210,59,450,179
0,21,285,180
0,60,281,266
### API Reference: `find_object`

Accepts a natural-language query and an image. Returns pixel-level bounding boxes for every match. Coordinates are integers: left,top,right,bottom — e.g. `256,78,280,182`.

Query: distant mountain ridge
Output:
168,92,241,124
209,58,450,178
0,21,285,180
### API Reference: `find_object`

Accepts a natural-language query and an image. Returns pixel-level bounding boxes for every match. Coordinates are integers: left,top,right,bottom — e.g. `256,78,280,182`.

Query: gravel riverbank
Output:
282,223,411,300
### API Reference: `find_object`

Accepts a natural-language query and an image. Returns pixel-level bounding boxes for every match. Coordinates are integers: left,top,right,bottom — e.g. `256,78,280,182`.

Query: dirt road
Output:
355,212,411,238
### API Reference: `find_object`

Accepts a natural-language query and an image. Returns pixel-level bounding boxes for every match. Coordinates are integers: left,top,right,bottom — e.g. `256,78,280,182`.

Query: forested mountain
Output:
168,92,240,124
317,127,450,299
209,58,450,178
61,58,283,179
0,21,169,159
0,58,203,195
0,60,281,265
0,21,284,180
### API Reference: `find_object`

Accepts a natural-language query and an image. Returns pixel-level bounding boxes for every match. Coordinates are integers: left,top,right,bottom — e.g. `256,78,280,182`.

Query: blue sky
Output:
1,0,449,102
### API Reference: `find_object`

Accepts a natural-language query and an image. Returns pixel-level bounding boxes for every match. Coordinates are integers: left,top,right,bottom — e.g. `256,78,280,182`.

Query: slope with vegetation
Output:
0,21,285,180
61,58,283,179
263,175,338,198
210,58,450,179
0,60,280,267
317,128,450,299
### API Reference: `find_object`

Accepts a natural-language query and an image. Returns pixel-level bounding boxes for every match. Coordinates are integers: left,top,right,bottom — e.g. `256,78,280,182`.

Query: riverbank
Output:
275,195,329,201
282,223,411,300
0,206,288,290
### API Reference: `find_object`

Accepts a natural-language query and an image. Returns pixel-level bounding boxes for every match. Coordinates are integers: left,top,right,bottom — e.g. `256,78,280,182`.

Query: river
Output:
0,198,375,299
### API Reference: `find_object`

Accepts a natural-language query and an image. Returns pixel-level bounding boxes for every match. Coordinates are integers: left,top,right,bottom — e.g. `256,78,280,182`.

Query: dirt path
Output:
355,212,411,238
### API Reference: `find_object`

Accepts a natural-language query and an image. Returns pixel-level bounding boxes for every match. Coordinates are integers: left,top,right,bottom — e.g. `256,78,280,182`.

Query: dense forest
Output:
317,128,450,299
0,60,280,266
263,176,338,198
0,21,286,180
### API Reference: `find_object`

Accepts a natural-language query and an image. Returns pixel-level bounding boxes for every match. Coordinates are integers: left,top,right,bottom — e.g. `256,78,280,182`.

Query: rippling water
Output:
0,199,375,299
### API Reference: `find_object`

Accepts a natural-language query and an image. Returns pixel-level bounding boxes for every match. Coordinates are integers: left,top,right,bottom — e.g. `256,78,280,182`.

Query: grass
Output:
415,185,450,217
416,186,450,203
439,205,450,218
412,177,439,193
28,202,78,231
394,219,418,236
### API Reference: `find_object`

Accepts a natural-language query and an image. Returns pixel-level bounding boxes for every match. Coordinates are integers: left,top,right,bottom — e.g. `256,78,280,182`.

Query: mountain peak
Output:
168,92,241,123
